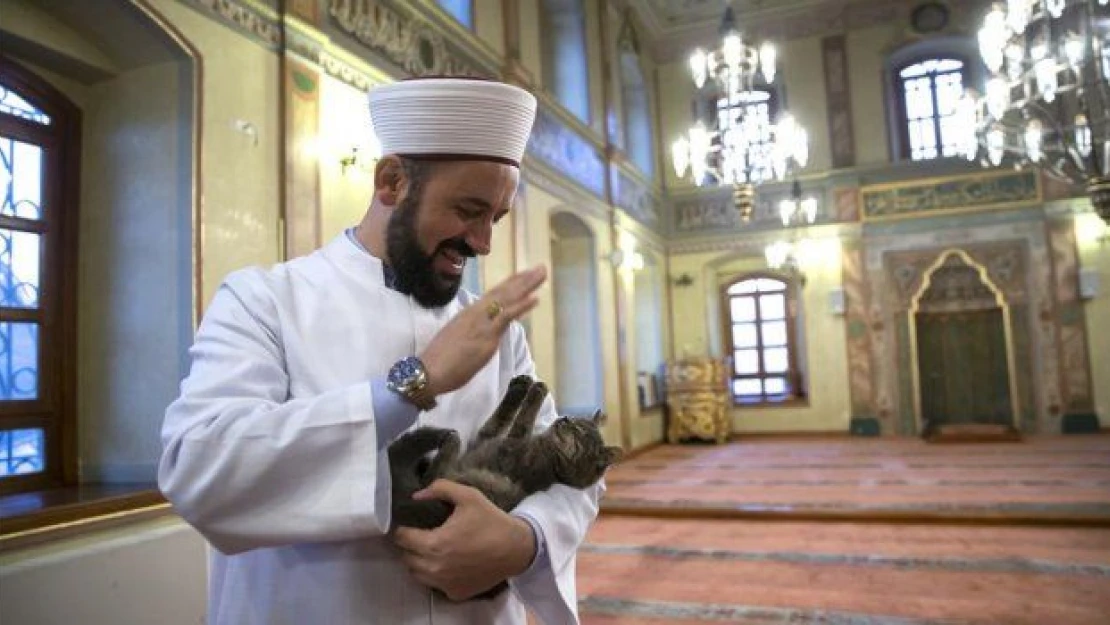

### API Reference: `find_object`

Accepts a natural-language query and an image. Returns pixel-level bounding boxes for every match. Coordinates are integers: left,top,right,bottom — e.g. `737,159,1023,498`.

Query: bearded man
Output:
159,78,600,625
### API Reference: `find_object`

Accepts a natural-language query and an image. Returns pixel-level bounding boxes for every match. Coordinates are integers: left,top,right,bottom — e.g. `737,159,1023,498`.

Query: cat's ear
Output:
591,410,607,425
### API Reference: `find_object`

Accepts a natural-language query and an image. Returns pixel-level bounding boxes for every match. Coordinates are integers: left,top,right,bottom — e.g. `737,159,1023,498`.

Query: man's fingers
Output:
490,266,546,307
413,478,478,505
393,526,433,553
499,295,539,325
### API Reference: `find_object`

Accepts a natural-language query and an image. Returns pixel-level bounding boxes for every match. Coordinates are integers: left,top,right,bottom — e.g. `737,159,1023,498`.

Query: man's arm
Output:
159,272,395,554
503,321,604,624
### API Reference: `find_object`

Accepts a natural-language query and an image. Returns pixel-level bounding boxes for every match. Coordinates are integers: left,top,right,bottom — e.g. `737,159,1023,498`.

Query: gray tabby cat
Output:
387,374,622,600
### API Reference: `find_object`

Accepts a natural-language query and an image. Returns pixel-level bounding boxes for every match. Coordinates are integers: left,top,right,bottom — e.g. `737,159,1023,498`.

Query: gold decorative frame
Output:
907,249,1022,433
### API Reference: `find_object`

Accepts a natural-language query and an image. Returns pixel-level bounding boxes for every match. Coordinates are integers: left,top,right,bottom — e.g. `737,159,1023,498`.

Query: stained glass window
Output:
0,427,45,476
0,65,71,492
0,85,50,125
0,322,39,400
1,137,44,220
1,229,41,308
725,277,797,404
899,58,966,160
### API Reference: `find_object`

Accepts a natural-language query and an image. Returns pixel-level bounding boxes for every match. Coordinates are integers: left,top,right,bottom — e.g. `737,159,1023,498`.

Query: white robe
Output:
159,234,600,625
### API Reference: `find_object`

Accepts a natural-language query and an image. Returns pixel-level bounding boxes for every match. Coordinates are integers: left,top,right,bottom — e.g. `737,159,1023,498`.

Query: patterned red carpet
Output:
577,518,1110,624
564,435,1110,624
599,436,1110,521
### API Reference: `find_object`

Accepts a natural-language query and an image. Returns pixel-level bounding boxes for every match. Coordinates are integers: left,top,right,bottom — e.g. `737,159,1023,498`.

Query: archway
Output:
549,211,603,415
910,250,1020,437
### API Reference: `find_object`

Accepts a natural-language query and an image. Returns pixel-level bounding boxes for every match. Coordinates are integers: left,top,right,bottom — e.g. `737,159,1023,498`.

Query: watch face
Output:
912,2,949,34
388,356,424,390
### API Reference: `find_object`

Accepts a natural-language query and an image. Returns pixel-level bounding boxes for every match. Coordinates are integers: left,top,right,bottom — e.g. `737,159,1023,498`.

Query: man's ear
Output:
374,156,405,207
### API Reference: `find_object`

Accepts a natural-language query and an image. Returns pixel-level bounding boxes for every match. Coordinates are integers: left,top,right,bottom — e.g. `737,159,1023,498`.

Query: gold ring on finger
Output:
485,300,503,320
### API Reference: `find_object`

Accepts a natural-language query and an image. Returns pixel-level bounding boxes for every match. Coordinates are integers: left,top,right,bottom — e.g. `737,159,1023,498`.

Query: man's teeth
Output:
441,250,465,270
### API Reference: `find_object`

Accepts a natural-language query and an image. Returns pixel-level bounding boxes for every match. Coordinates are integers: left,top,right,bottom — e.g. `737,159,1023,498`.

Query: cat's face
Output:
548,412,622,487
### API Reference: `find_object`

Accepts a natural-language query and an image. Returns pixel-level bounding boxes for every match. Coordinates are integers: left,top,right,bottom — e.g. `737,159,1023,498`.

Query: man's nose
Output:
465,218,492,256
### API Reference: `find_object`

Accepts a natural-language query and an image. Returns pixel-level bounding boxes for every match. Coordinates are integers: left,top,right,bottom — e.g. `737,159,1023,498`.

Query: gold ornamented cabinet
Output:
664,357,731,443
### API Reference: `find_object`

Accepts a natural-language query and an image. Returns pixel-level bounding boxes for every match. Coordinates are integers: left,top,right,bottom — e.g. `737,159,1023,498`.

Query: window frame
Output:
884,36,983,163
718,272,805,407
894,55,967,162
0,54,80,496
539,0,591,124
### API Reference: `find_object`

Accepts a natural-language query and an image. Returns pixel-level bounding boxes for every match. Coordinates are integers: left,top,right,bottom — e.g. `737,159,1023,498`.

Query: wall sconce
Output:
339,128,383,175
609,249,645,272
340,146,379,175
672,273,695,288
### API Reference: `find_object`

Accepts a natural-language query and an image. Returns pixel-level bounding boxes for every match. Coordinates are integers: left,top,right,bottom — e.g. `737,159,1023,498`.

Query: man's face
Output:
387,160,518,307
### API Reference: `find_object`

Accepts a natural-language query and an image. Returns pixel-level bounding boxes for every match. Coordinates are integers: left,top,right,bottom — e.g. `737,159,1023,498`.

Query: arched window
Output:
634,255,665,409
896,57,967,160
540,0,590,122
721,275,802,404
550,212,603,415
617,22,654,178
436,0,473,30
0,57,80,493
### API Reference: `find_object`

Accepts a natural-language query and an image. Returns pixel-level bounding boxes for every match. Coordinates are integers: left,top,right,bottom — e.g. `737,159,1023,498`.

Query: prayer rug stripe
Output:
579,543,1110,576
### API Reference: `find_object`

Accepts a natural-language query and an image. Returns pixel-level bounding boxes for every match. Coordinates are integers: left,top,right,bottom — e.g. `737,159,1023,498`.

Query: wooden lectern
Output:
664,357,731,444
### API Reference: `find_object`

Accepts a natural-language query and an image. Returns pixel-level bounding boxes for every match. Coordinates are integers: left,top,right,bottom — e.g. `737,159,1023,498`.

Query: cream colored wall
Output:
583,211,622,445
147,0,282,306
520,183,560,391
319,74,376,242
848,24,896,166
658,59,694,192
552,234,604,411
0,518,207,625
1076,215,1110,427
619,240,667,449
0,0,118,76
76,61,194,481
669,236,851,433
781,35,831,174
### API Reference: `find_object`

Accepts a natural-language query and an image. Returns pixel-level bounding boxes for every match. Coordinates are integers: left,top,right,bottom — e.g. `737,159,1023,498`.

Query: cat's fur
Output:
387,374,622,600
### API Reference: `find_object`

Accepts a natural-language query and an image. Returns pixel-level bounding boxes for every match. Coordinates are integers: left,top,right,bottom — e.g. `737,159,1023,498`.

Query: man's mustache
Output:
436,238,476,258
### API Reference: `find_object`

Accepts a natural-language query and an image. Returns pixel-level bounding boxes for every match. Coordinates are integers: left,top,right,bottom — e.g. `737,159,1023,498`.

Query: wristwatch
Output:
386,356,438,411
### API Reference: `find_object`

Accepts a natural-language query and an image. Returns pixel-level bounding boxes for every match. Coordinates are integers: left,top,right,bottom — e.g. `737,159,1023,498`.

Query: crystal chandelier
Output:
967,0,1110,223
670,7,810,222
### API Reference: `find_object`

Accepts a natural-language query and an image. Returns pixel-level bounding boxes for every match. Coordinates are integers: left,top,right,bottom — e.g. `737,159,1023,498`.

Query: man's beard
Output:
386,193,475,308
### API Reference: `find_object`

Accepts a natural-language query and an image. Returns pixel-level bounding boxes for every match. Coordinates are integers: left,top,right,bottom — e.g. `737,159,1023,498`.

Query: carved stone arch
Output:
908,249,1022,435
